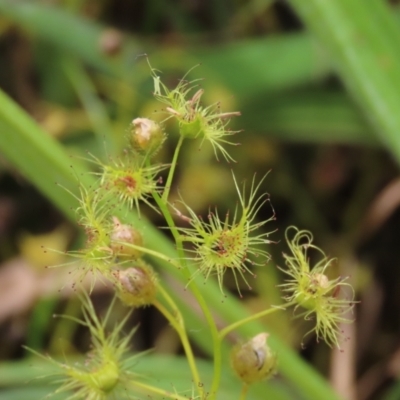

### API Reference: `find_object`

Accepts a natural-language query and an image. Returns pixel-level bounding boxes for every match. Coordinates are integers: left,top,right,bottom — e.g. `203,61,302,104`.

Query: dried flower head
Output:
150,64,240,162
179,173,274,296
230,333,276,384
280,226,356,348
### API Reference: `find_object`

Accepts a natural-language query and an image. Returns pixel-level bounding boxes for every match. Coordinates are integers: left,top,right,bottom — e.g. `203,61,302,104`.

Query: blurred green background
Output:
1,1,400,399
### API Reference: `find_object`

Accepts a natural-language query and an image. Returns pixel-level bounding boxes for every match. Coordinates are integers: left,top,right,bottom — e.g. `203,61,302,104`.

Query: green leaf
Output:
287,0,400,164
241,89,376,145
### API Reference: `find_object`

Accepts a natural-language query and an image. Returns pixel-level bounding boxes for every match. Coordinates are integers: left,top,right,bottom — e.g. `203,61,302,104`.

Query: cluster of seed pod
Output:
109,216,158,308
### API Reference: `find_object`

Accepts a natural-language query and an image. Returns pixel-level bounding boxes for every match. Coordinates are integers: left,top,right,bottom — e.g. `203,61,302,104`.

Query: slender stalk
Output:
162,135,184,202
115,241,181,269
219,300,297,340
152,190,222,400
239,384,249,400
153,298,203,397
157,284,184,323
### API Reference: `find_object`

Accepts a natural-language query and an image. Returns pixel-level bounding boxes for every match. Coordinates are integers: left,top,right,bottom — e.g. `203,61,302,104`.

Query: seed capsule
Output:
231,333,276,384
110,217,143,260
114,265,157,307
130,118,165,156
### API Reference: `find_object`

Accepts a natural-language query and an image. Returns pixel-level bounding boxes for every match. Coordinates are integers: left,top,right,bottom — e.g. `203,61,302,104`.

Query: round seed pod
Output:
114,264,157,307
130,118,165,156
110,217,143,260
231,333,276,384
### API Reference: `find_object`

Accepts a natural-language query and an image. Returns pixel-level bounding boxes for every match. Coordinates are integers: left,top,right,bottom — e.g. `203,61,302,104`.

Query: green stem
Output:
149,130,224,399
194,288,220,399
219,301,297,340
152,190,222,400
162,135,184,202
239,384,249,400
157,283,184,320
153,297,203,398
115,241,181,269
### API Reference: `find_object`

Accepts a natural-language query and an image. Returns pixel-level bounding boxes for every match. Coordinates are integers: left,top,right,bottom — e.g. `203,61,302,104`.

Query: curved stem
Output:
152,190,222,400
219,300,298,340
153,297,203,397
157,283,183,320
162,135,184,203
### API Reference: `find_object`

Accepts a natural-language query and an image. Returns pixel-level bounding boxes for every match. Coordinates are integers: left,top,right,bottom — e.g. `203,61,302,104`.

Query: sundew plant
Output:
37,64,356,400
